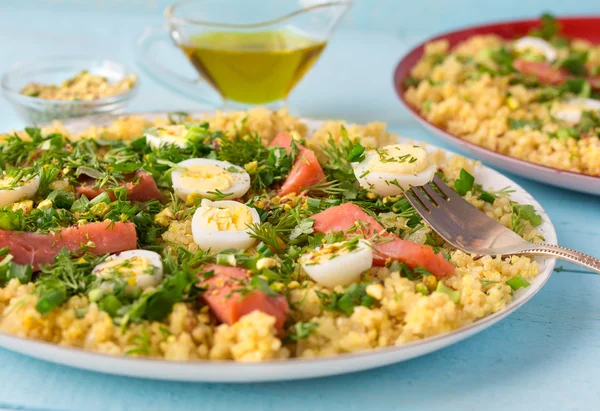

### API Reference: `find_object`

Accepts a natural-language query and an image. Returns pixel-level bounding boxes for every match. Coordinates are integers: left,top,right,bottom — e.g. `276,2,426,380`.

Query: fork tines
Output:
405,174,460,213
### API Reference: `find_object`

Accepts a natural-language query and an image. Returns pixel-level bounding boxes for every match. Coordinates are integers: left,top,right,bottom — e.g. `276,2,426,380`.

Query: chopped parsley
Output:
289,218,315,241
316,283,375,316
528,13,561,41
560,51,588,76
285,321,319,342
454,168,475,196
510,204,543,236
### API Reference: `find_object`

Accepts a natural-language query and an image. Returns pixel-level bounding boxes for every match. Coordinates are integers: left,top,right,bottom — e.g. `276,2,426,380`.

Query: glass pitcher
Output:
135,0,351,110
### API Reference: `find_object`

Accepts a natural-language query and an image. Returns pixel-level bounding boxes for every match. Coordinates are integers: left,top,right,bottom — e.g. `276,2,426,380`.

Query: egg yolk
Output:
195,204,253,231
513,45,547,61
0,177,14,189
0,174,28,189
156,125,188,143
369,144,429,175
180,165,233,193
299,241,359,265
95,256,156,286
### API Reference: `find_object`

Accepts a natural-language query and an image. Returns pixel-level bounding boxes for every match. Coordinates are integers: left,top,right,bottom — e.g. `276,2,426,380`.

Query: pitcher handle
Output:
134,25,220,107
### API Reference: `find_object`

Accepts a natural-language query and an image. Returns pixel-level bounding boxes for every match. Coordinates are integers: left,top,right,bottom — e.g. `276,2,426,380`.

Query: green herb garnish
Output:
454,168,475,196
317,283,375,316
508,118,541,130
436,281,461,304
506,275,530,291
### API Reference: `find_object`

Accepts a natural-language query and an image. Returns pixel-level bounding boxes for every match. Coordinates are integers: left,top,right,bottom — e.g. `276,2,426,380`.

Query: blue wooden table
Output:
1,1,599,410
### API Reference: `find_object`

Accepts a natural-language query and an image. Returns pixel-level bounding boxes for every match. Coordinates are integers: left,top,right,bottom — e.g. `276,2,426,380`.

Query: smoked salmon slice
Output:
0,221,137,269
312,202,455,278
199,264,289,333
589,76,600,91
76,170,164,202
513,59,568,85
269,133,327,196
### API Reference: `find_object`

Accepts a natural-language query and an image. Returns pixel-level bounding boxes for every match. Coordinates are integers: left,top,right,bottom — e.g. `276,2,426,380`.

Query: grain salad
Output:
0,108,543,362
403,14,600,176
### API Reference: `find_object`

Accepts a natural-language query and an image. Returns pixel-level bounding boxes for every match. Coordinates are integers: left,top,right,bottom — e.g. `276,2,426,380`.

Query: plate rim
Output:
392,15,600,189
0,110,558,382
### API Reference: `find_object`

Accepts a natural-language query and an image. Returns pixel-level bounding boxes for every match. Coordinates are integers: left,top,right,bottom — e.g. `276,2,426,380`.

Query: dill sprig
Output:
318,127,365,199
125,326,151,356
248,222,285,252
301,179,347,196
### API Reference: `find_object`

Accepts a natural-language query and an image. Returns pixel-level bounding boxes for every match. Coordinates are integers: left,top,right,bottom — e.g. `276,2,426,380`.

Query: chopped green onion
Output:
98,295,123,317
478,191,496,204
506,275,530,291
35,285,67,315
256,241,274,257
89,192,111,207
508,118,541,130
436,281,461,304
216,253,237,266
306,197,322,209
0,211,23,231
7,263,32,284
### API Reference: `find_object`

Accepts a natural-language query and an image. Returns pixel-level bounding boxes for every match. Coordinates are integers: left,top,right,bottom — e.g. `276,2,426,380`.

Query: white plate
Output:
0,112,557,382
400,104,600,196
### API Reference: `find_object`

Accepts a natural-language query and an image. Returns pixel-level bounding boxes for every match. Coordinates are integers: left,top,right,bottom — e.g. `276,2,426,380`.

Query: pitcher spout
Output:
274,1,352,39
166,1,352,40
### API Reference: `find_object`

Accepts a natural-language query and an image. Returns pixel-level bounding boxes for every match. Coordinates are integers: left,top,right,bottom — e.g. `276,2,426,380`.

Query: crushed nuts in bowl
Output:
2,56,138,123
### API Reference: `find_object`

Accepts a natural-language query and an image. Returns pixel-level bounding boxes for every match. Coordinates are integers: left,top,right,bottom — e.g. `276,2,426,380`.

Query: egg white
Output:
553,98,600,124
300,240,373,288
145,125,188,148
514,36,557,62
92,249,163,291
191,199,260,253
353,144,436,196
172,158,251,201
0,174,40,207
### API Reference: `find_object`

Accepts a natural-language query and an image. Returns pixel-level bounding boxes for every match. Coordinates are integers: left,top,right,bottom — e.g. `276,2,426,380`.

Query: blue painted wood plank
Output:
0,271,597,411
1,3,600,411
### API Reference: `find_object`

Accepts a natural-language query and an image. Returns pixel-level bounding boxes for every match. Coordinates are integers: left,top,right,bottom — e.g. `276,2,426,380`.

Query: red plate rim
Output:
393,15,600,184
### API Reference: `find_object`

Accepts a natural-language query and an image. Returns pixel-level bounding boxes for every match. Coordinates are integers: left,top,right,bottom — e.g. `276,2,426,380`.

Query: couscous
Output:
0,108,542,362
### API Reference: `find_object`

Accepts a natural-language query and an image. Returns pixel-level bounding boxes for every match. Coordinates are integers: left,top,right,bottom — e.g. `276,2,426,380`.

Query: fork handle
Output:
514,244,600,274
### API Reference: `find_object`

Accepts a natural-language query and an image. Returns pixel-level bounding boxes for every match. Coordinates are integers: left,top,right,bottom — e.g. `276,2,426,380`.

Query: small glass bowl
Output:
2,56,138,124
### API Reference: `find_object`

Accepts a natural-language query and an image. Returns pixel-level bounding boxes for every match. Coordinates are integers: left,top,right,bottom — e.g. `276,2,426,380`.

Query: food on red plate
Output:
403,14,600,176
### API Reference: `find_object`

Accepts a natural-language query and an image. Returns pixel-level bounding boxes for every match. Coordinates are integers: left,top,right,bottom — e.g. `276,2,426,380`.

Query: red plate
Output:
393,16,600,196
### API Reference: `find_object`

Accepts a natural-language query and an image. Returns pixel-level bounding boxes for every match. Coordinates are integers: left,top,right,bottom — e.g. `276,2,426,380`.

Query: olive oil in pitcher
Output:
180,30,326,104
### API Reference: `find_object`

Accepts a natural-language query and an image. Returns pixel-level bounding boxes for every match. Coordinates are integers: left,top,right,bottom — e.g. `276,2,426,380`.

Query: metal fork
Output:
404,175,600,273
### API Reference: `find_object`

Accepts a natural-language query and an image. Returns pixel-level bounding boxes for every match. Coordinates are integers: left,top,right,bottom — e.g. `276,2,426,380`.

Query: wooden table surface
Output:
1,1,599,410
